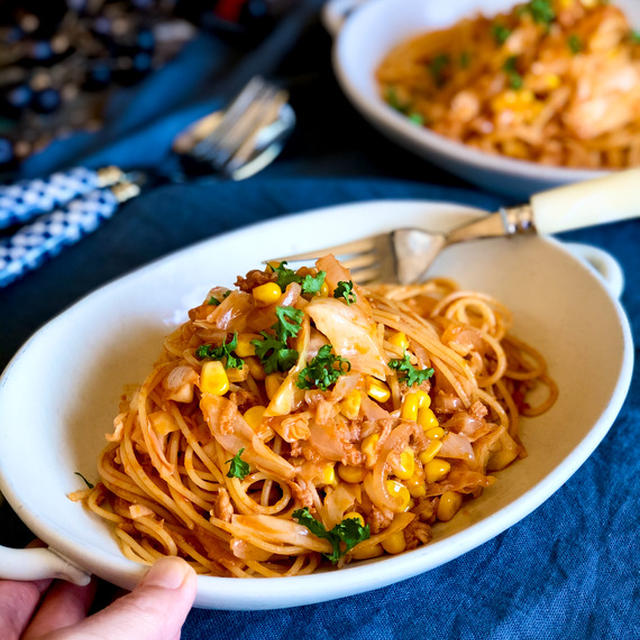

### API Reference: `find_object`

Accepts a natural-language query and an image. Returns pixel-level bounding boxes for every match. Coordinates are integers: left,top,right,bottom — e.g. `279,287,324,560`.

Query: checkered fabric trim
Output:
0,167,99,230
0,188,119,287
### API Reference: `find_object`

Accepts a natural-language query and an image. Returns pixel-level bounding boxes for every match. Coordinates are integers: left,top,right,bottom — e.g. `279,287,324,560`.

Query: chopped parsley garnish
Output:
271,262,327,296
492,23,511,45
333,280,356,305
74,472,94,489
568,34,582,54
226,448,250,479
292,507,370,564
301,271,326,295
408,112,424,126
630,30,640,44
384,86,409,113
251,306,303,374
208,290,231,305
460,51,471,68
503,56,523,90
297,345,351,391
272,261,302,290
274,306,304,342
196,333,244,369
389,351,435,387
428,53,450,86
521,0,555,25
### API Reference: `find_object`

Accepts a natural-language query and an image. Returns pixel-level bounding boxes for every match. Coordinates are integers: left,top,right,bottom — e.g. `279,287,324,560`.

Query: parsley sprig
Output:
520,0,555,25
271,262,327,296
492,23,511,45
251,306,303,374
389,351,435,387
226,448,250,479
297,345,351,391
567,34,582,54
333,281,356,305
74,472,94,489
428,53,450,86
292,507,370,564
208,290,231,306
196,333,244,369
503,56,523,90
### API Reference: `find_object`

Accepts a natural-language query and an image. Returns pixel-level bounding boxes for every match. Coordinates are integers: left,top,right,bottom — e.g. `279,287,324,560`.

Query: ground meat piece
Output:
229,389,258,412
341,445,363,467
414,498,437,523
469,400,488,421
215,488,233,522
369,506,393,534
404,521,432,550
235,269,274,292
289,481,315,508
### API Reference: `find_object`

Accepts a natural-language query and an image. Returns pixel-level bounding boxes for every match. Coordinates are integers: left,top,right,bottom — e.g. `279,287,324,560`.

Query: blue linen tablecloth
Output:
1,10,639,640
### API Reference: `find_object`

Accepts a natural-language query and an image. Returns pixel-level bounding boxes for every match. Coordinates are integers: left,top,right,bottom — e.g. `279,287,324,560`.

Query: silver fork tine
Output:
193,77,266,160
270,235,382,264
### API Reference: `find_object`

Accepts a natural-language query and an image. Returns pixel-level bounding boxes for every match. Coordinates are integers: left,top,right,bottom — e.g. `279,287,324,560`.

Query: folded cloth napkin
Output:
0,177,638,639
19,0,323,180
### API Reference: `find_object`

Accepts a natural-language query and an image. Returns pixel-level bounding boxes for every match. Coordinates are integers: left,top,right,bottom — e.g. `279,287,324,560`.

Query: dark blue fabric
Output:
1,9,639,640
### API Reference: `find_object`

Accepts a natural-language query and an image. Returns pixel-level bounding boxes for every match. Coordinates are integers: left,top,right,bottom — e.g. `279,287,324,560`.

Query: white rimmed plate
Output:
0,200,633,609
329,0,640,198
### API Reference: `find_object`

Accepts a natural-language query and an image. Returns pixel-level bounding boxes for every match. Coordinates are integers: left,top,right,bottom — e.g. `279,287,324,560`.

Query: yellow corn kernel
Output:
337,463,366,484
418,407,439,431
416,390,431,408
227,367,248,383
350,542,383,560
419,440,442,465
382,530,406,555
386,480,411,513
149,411,179,437
343,511,365,527
340,389,362,420
320,463,337,486
544,73,560,89
361,433,379,467
246,356,266,381
437,491,463,522
406,474,426,498
252,282,282,306
401,392,420,422
243,405,266,431
391,448,415,481
265,372,284,400
425,458,451,483
319,281,330,297
388,331,409,351
366,377,390,403
425,426,445,440
200,361,229,396
235,333,259,357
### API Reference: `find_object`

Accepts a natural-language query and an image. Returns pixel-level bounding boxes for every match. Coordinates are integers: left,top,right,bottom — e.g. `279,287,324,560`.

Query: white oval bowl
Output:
332,0,640,198
0,200,633,609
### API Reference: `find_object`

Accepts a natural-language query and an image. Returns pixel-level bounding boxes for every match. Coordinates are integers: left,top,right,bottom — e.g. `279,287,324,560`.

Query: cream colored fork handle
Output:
531,168,640,235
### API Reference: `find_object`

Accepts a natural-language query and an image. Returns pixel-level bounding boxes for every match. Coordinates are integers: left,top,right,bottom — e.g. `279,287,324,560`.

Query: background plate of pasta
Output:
0,200,633,609
330,0,640,197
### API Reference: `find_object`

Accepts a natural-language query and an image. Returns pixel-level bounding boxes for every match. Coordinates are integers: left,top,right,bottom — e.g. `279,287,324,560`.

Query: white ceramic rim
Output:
0,200,634,610
331,0,612,184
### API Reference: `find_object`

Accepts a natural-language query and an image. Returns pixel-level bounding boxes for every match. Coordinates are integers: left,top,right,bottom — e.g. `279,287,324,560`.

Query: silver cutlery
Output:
272,168,640,284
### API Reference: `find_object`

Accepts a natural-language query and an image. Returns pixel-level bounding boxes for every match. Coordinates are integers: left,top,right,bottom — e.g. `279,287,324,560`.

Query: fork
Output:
271,168,640,284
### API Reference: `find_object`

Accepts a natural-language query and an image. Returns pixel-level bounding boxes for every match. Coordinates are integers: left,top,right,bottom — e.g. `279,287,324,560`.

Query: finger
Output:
45,557,197,640
22,578,97,639
0,579,52,640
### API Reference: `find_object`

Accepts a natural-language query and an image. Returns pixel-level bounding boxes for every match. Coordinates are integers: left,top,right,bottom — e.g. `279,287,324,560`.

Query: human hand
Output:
1,556,197,640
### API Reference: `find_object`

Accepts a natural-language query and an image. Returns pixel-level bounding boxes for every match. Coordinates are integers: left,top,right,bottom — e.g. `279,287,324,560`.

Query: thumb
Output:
49,557,197,640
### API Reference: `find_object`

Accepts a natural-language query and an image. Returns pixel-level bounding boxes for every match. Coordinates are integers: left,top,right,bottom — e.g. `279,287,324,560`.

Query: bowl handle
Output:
321,0,368,37
0,545,91,585
563,242,625,299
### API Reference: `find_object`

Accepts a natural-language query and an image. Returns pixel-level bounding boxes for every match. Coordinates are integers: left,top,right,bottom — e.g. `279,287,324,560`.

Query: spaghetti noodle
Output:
74,256,556,576
376,0,640,169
